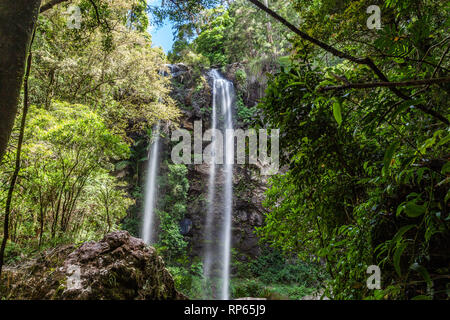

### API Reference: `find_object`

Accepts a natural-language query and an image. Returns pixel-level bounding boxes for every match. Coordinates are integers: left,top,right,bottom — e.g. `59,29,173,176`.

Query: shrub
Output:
250,248,326,286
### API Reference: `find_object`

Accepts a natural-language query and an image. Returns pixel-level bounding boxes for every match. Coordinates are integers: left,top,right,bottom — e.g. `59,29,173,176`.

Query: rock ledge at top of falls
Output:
1,231,186,300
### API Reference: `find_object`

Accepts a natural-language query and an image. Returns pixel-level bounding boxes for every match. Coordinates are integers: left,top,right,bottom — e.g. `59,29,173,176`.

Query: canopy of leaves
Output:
254,0,449,299
0,101,133,256
0,0,179,263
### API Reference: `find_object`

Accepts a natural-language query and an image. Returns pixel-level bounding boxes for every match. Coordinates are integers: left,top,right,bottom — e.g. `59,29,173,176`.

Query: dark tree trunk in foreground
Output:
0,32,34,279
0,0,41,161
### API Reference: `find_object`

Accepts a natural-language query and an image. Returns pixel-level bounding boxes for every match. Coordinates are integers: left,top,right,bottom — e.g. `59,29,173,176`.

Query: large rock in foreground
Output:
2,231,185,300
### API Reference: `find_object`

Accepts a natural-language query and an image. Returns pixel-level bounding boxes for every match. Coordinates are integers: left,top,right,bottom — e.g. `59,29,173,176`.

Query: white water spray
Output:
221,79,234,300
203,69,234,300
141,123,161,244
203,77,217,282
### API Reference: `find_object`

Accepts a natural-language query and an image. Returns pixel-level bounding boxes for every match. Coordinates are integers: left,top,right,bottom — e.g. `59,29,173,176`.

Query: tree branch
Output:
0,27,36,279
40,0,70,13
246,0,449,125
88,0,111,31
40,0,111,31
318,77,450,92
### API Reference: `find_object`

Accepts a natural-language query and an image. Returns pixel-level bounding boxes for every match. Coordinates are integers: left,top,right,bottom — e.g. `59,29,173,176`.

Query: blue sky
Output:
147,0,175,53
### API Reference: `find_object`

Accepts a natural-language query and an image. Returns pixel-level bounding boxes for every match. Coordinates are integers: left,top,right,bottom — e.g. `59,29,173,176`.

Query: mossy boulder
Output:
1,231,186,300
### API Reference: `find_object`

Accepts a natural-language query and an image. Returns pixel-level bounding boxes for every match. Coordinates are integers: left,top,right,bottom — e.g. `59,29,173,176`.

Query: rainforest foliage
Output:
160,0,449,299
255,0,449,300
0,0,448,300
0,0,179,263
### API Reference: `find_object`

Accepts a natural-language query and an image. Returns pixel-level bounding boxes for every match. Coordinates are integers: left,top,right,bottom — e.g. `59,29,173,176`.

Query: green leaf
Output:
332,100,342,125
393,242,407,277
437,133,450,146
410,263,432,287
389,100,412,120
441,161,450,175
396,203,405,216
404,202,426,218
392,224,415,243
373,289,385,300
383,142,399,172
115,160,132,171
285,81,306,89
411,295,432,300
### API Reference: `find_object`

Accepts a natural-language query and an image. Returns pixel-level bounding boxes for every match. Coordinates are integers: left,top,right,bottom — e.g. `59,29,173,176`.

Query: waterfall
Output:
141,65,171,245
204,69,235,300
141,123,161,244
203,77,217,282
140,67,235,299
221,77,234,301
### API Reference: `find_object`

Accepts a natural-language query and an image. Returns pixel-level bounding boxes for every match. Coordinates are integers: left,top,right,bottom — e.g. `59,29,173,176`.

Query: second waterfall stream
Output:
141,123,161,245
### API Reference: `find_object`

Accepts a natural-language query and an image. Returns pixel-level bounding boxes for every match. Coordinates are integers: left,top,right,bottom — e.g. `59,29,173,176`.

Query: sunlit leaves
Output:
35,2,180,135
332,99,342,126
0,101,132,249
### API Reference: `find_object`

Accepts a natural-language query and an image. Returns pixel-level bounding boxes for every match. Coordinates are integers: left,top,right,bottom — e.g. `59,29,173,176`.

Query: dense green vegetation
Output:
0,0,179,267
160,0,449,300
157,163,190,263
255,0,449,300
0,0,448,301
1,101,131,259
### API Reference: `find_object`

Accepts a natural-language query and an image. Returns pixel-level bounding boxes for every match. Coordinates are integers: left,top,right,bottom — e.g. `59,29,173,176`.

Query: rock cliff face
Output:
182,162,267,262
1,231,185,300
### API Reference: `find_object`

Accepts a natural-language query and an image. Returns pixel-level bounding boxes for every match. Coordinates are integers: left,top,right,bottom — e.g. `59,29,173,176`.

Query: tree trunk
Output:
0,31,35,279
0,0,41,161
